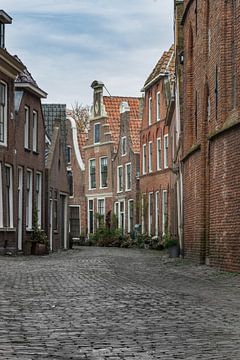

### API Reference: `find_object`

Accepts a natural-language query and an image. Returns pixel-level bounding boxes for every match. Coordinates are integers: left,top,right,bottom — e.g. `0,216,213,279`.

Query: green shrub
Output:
163,233,178,249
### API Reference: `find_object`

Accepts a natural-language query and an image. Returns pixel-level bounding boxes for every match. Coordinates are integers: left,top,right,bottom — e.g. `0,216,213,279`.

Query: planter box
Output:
34,243,47,256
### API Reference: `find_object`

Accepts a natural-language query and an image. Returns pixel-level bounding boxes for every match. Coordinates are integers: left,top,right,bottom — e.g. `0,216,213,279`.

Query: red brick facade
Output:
140,47,174,239
181,0,240,271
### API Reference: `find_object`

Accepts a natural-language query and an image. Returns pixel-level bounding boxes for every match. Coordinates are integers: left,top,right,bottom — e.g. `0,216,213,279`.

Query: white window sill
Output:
100,186,108,190
26,228,33,232
0,142,7,147
0,227,16,232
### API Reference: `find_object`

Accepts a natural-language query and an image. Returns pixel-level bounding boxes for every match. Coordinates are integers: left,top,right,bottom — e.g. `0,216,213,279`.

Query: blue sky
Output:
2,0,173,107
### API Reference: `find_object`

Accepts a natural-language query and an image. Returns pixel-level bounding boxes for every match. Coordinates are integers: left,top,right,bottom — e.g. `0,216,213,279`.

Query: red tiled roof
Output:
103,96,142,153
144,45,175,89
77,130,87,161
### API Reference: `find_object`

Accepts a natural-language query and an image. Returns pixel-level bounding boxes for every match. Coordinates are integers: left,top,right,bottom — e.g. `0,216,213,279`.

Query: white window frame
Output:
148,96,152,125
69,205,81,238
26,169,33,230
36,172,42,228
128,199,134,233
0,163,2,227
121,136,126,156
119,199,125,231
99,156,108,189
142,144,147,175
5,164,13,228
148,141,153,173
0,81,7,146
32,110,38,152
94,122,100,144
24,106,30,149
66,146,71,165
89,158,96,190
162,190,168,236
156,91,160,121
141,195,145,234
114,201,119,227
97,198,105,220
117,165,123,193
148,192,153,236
164,134,169,169
88,199,94,234
125,162,131,191
155,191,159,236
157,137,161,171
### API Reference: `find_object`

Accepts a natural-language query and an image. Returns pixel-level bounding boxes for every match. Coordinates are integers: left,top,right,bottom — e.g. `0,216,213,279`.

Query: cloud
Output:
1,0,173,107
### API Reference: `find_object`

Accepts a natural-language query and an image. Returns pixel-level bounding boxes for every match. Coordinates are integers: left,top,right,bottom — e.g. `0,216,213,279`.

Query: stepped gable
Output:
103,96,142,153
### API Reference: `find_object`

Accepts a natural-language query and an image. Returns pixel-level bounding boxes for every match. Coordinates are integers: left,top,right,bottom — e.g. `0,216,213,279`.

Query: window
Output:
88,199,94,234
142,193,147,234
162,190,168,235
26,170,33,230
36,173,42,227
157,138,161,170
125,163,131,191
100,157,108,188
128,200,134,233
156,92,160,121
97,199,105,226
215,66,219,117
89,159,96,189
119,200,125,231
53,190,58,231
232,0,237,109
0,23,5,49
0,163,2,227
207,85,211,122
94,123,100,144
32,111,38,152
121,136,126,156
142,144,147,175
148,97,152,125
67,170,73,196
149,142,153,173
24,106,30,149
155,191,159,236
0,82,7,145
117,166,123,193
164,135,169,169
69,206,80,238
66,146,71,164
148,192,153,236
5,165,13,228
115,202,119,227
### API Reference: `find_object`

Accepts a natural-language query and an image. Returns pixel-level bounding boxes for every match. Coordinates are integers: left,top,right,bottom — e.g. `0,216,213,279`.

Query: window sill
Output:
0,142,7,148
24,148,31,152
54,230,58,234
125,189,131,192
88,188,96,191
26,228,33,232
100,186,108,190
33,150,39,155
0,227,16,232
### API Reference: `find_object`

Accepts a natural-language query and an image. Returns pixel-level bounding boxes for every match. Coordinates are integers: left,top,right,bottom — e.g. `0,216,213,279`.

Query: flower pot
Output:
34,243,46,256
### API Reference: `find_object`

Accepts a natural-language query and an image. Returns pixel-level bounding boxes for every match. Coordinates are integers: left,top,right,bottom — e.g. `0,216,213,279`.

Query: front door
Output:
60,195,67,249
49,199,53,251
17,167,23,251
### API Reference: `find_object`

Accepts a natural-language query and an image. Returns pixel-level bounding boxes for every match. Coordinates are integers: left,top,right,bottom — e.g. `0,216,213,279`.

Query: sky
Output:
2,0,174,108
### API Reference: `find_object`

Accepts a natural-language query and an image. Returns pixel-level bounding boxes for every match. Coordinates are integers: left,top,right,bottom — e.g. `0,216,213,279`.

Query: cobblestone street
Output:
0,247,240,359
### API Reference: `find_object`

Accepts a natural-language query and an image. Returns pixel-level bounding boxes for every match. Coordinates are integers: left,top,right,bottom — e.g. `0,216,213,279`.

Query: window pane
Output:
94,123,100,143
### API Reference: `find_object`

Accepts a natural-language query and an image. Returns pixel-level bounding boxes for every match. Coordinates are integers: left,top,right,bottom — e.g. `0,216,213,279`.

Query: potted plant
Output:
31,207,48,255
163,233,179,258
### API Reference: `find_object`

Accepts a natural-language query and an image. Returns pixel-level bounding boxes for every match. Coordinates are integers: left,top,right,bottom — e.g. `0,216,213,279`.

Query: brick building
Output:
66,112,87,239
0,11,25,254
140,47,175,238
113,100,142,234
15,65,47,254
181,0,240,271
45,121,69,251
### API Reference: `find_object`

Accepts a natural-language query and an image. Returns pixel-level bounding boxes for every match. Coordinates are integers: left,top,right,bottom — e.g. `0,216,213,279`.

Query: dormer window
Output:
94,123,100,144
121,136,126,156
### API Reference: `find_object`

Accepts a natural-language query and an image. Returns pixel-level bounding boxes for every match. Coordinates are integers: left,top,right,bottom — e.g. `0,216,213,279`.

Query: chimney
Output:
91,80,104,118
0,10,12,49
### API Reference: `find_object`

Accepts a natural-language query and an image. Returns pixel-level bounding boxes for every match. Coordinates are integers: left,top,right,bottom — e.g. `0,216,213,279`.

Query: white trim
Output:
88,198,94,235
0,81,7,147
142,144,146,175
63,195,68,249
162,190,168,236
164,134,169,169
49,199,53,251
5,164,13,228
148,192,153,236
125,162,131,191
94,122,101,144
69,205,81,235
97,198,105,225
156,91,161,122
66,145,71,165
155,191,159,236
67,116,85,171
86,192,113,199
119,199,125,231
148,141,153,173
36,172,42,228
157,137,161,171
15,82,47,98
32,110,38,152
83,140,114,150
0,163,3,227
117,165,123,193
24,106,30,149
99,156,108,189
89,158,96,190
26,169,33,230
148,97,152,125
141,195,145,234
128,199,134,233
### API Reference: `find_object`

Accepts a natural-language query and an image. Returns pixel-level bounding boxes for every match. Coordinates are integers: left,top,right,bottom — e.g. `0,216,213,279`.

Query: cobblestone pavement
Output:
0,247,240,359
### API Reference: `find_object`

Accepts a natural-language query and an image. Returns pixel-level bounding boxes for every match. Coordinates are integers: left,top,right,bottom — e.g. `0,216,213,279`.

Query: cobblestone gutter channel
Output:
0,247,240,359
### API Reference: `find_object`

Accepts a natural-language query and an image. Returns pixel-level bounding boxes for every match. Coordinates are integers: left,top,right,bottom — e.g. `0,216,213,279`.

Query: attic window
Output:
121,136,126,156
94,123,100,144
